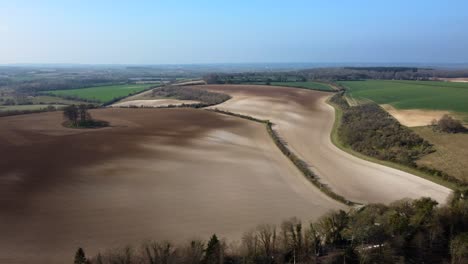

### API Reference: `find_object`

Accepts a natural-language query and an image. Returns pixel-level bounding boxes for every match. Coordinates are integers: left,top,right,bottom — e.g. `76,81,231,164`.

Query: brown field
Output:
111,99,200,108
381,104,450,127
412,126,468,182
0,108,344,264
201,85,452,204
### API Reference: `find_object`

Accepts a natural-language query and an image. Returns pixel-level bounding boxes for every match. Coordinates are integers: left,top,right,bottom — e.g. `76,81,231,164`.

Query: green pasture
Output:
46,84,156,103
339,80,468,114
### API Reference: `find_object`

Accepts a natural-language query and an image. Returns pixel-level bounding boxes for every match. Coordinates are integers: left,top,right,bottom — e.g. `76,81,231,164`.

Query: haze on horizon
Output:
1,0,467,65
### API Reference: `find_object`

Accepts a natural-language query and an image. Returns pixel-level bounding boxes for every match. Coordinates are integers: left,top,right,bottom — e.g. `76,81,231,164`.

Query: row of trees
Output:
203,68,468,84
75,193,468,264
203,73,305,85
299,67,468,81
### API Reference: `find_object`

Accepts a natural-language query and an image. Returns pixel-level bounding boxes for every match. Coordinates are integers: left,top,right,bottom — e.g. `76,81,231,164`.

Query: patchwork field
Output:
0,108,343,264
0,84,456,264
201,84,451,204
45,84,157,103
339,80,468,123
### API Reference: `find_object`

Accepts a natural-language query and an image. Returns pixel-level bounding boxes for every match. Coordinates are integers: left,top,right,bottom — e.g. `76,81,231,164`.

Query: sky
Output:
1,0,467,64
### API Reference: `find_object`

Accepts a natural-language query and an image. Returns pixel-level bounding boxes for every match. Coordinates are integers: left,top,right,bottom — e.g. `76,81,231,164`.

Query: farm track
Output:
201,84,452,205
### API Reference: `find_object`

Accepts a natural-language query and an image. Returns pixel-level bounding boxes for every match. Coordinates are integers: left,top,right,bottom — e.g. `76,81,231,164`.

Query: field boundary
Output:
207,108,358,206
268,82,336,92
327,95,461,191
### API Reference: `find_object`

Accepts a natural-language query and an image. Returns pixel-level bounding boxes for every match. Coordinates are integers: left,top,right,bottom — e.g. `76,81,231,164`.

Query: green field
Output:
0,104,66,112
271,81,334,91
339,80,468,114
46,84,157,103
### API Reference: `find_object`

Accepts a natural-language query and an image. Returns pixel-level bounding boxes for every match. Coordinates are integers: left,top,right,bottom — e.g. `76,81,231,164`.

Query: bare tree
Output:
256,224,277,260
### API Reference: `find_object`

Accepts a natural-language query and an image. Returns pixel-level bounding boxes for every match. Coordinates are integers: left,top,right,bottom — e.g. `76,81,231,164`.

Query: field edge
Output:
205,108,356,206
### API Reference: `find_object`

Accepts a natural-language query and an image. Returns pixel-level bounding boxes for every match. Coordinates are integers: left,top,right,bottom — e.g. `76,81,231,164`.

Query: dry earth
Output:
438,78,468,83
381,104,450,127
201,85,452,205
0,108,344,264
111,99,200,108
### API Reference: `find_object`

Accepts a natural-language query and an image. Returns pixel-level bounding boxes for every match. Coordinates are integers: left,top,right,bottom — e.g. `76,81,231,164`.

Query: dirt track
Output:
0,108,344,264
202,85,452,205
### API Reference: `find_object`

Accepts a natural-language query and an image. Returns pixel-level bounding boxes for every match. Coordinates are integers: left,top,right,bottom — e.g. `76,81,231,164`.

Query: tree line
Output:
202,67,468,84
74,192,467,264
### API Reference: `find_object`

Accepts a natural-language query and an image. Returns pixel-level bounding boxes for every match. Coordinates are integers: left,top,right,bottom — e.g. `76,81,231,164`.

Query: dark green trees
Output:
63,104,80,126
203,234,222,264
74,248,87,264
63,104,108,128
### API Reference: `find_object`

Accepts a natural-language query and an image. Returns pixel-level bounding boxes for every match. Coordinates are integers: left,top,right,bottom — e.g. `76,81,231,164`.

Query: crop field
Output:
45,84,157,103
202,84,450,205
0,84,454,263
0,107,344,263
270,81,334,91
339,80,468,114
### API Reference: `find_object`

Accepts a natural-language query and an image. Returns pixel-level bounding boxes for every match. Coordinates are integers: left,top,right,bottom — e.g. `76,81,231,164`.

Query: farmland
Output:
270,81,335,91
45,83,157,103
412,126,468,182
0,84,454,263
0,104,65,112
0,107,344,263
202,84,450,204
339,80,468,118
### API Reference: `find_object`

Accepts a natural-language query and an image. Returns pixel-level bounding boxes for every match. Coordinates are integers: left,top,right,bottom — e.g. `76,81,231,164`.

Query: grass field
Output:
0,104,66,112
46,84,157,103
270,81,334,91
412,127,468,183
339,80,468,114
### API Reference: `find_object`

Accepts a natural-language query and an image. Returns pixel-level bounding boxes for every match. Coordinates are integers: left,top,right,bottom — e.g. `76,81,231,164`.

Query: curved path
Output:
202,84,452,205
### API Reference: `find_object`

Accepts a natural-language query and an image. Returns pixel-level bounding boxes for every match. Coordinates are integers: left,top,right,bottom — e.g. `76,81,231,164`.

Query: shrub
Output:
338,103,433,166
432,115,467,133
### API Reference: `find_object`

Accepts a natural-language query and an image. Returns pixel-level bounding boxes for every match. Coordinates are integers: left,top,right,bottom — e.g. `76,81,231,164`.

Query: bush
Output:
432,115,467,133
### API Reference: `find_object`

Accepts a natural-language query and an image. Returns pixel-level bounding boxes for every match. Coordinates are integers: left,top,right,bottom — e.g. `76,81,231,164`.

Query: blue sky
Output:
1,0,467,64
